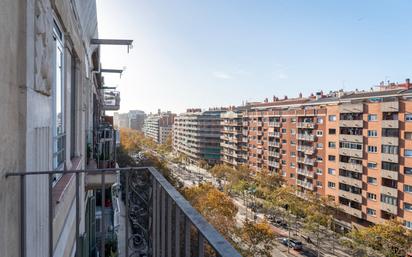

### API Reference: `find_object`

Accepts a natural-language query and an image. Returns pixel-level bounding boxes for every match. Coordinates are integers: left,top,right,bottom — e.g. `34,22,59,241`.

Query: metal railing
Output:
5,167,241,257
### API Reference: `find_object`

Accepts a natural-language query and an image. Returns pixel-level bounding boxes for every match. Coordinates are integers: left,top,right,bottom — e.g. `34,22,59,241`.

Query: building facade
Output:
114,110,146,130
173,109,225,164
143,112,175,144
220,110,248,166
223,81,412,230
0,1,126,256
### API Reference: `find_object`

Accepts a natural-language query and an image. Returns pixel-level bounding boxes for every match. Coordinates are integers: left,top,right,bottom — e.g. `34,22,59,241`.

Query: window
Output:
367,208,376,216
328,168,335,175
281,160,286,164
316,181,322,187
329,128,336,135
316,168,322,175
316,130,323,136
405,185,412,193
367,162,377,169
381,194,397,206
290,173,294,178
282,117,287,122
328,155,336,161
405,132,412,140
405,221,412,230
282,170,286,177
281,150,286,155
282,139,287,144
368,114,378,121
406,149,412,157
52,21,66,175
328,141,336,148
367,193,377,200
406,114,412,121
382,145,398,155
328,182,336,188
367,176,377,184
317,143,323,149
291,129,296,135
317,117,323,124
405,167,412,175
368,145,378,153
382,162,399,172
340,142,362,150
329,115,336,121
290,162,295,168
405,203,412,212
291,152,296,157
368,130,377,137
291,117,296,122
281,128,287,133
317,156,323,162
290,140,296,145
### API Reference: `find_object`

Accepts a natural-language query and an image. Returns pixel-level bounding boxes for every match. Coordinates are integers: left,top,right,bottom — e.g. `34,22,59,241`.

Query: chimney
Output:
299,92,303,98
284,95,288,100
273,96,276,102
264,98,268,103
406,78,411,88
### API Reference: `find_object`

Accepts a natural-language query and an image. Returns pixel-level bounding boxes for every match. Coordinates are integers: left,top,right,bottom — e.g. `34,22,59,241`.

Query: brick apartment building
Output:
229,80,412,229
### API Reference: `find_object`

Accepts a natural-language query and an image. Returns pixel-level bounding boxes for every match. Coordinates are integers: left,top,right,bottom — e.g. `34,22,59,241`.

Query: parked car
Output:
281,238,303,250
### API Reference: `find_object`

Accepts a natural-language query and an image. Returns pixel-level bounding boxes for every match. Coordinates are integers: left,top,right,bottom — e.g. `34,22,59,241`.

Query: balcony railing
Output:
5,167,241,257
103,90,121,111
297,134,315,141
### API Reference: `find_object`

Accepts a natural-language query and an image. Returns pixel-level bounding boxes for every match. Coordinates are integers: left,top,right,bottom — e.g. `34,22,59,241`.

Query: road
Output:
141,150,351,257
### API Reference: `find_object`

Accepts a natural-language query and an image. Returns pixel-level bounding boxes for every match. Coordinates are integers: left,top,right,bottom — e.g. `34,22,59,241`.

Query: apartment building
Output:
173,108,225,164
143,111,175,144
243,96,327,197
221,110,248,166
114,110,146,130
0,1,128,256
231,80,412,230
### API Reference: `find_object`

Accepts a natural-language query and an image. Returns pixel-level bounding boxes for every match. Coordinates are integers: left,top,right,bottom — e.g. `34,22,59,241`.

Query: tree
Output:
302,192,334,257
183,183,238,241
238,220,276,257
349,219,412,257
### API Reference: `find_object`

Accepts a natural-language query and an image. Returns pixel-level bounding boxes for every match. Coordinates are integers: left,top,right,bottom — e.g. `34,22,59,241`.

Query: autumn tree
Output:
238,220,276,257
183,183,238,241
255,168,285,199
349,219,412,257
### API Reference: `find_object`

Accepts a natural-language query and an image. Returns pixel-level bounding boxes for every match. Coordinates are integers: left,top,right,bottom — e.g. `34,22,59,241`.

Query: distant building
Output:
114,110,146,130
143,111,175,144
173,108,227,164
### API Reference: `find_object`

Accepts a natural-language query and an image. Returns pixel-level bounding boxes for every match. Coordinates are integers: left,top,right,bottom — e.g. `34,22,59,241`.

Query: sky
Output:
96,0,412,114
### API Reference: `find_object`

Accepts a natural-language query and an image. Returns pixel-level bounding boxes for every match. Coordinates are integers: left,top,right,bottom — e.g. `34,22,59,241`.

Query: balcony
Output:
297,168,315,178
381,153,398,163
339,120,363,128
339,204,362,218
381,186,398,197
338,176,362,188
338,190,362,203
339,103,363,113
381,101,399,112
381,120,399,129
339,148,363,158
381,169,399,180
6,167,241,257
296,122,315,129
269,122,281,127
339,134,363,143
268,161,280,168
268,151,280,158
296,179,314,190
297,134,315,141
339,162,363,173
268,141,280,148
297,145,315,155
103,90,120,111
381,202,398,215
297,157,315,166
257,121,263,126
381,136,399,146
242,121,249,126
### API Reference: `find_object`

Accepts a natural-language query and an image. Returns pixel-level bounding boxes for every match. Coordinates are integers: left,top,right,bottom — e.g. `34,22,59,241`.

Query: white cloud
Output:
277,72,288,79
212,71,232,79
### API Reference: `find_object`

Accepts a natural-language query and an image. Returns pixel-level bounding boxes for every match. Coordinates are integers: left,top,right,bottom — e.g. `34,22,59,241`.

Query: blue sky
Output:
97,0,412,114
